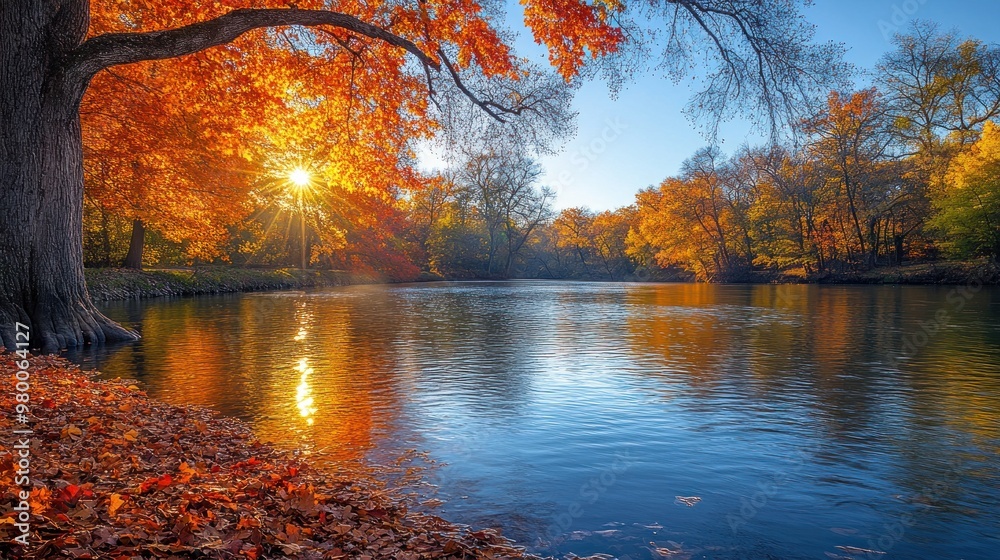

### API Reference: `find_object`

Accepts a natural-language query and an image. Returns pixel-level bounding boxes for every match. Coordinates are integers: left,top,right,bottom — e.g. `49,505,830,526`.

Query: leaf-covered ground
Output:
0,355,538,559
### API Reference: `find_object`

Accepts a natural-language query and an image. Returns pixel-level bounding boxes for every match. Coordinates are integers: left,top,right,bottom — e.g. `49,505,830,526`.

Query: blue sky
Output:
461,0,1000,211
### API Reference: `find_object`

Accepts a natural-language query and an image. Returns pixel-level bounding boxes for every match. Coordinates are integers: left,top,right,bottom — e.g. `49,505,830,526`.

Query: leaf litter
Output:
0,355,554,560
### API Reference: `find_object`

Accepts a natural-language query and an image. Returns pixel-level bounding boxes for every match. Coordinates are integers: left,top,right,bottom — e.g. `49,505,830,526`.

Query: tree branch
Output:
437,49,544,122
68,8,439,83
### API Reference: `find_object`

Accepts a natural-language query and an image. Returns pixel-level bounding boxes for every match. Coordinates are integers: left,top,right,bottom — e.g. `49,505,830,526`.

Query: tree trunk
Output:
1,0,137,351
123,219,145,269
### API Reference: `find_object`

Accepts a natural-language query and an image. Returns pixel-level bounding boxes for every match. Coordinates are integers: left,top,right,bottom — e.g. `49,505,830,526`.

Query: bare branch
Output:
437,49,507,122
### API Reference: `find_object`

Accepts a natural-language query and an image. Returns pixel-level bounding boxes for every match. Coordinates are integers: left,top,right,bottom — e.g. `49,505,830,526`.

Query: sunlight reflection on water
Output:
70,281,1000,559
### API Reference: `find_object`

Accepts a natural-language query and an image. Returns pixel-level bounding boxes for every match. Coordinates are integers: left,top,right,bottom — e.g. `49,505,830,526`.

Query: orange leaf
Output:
108,493,126,517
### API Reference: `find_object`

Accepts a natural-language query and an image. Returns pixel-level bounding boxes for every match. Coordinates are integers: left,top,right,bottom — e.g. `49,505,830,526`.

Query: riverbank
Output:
0,354,542,559
782,260,1000,285
704,259,1000,285
84,267,381,302
83,260,1000,305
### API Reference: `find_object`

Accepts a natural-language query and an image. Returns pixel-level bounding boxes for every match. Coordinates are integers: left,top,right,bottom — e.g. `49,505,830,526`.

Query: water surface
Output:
70,281,1000,559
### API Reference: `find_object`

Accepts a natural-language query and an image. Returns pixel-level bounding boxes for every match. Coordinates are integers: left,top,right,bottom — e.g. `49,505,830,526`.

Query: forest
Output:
82,22,1000,283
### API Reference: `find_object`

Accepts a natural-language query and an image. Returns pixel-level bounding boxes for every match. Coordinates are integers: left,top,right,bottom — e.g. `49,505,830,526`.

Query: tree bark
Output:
123,219,145,269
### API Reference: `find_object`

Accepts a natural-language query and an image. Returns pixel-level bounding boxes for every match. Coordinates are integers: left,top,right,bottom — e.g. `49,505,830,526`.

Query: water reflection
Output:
295,358,317,426
67,281,1000,559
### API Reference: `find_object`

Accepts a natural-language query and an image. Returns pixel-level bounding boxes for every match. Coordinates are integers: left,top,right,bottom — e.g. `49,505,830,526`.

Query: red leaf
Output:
157,473,173,489
59,484,82,504
139,478,157,494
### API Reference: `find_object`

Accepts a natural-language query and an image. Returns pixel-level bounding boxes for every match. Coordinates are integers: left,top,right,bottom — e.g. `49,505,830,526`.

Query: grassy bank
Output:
83,260,1000,304
699,260,1000,285
0,355,542,560
775,260,1000,285
84,267,380,302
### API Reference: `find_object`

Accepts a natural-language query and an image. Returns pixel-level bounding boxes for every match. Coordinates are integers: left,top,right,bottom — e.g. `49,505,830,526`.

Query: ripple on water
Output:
66,281,1000,560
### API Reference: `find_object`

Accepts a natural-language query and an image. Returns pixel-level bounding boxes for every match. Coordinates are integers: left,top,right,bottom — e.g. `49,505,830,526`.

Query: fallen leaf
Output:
108,493,126,517
674,496,701,507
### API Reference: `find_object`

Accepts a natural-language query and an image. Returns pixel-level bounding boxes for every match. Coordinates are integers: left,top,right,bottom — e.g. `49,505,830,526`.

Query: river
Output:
68,281,1000,559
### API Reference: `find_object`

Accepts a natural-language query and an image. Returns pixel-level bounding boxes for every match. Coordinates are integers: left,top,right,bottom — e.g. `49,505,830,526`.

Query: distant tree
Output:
742,146,827,272
628,147,753,280
82,64,255,269
590,207,637,280
931,121,1000,259
426,193,489,278
520,223,570,279
874,22,1000,261
804,90,912,268
878,21,1000,157
553,207,597,274
82,196,131,268
406,175,458,269
459,149,553,277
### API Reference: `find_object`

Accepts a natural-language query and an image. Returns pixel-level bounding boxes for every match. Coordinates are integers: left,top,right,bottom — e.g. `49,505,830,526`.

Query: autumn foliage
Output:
931,121,1000,257
70,7,1000,286
78,0,628,276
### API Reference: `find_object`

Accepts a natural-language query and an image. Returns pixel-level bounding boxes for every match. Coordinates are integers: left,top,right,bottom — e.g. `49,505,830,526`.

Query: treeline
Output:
83,22,1000,282
624,22,1000,280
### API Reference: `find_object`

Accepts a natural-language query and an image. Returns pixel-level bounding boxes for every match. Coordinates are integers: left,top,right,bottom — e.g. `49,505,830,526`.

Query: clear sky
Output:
421,0,1000,211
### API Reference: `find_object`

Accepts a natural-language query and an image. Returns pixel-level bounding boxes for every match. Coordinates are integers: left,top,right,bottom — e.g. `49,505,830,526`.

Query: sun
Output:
288,167,311,188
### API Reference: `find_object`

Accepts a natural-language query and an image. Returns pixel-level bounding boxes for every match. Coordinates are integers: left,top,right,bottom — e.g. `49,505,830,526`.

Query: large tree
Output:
1,0,845,351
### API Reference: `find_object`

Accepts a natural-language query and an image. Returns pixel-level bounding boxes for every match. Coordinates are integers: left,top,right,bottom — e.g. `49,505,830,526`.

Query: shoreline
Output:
741,260,1000,286
0,354,543,559
83,261,1000,305
84,267,383,302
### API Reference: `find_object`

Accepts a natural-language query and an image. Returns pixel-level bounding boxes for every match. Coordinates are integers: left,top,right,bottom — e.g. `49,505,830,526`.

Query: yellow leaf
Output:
62,425,82,439
108,493,126,517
